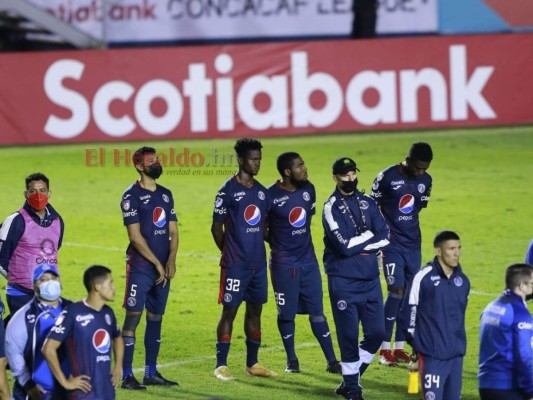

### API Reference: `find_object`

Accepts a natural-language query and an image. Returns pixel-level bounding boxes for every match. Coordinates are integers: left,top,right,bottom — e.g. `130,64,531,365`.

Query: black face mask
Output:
146,164,163,180
340,179,358,194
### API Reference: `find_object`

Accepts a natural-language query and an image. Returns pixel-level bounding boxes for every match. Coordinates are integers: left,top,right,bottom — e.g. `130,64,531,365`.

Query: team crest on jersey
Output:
153,207,166,228
337,300,347,311
372,180,379,191
359,200,369,210
162,194,169,203
55,314,65,327
289,207,307,228
224,293,232,303
215,197,223,207
454,277,463,287
425,391,436,400
386,275,395,285
127,297,136,307
105,314,112,325
93,329,111,354
244,205,261,226
398,194,415,214
122,200,130,211
303,192,310,201
258,191,265,200
418,184,426,193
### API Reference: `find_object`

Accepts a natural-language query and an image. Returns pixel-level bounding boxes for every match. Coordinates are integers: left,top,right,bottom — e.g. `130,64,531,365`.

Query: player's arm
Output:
513,313,533,398
42,338,92,393
362,200,390,252
111,335,124,388
0,213,24,278
165,221,178,279
211,221,225,252
126,223,166,285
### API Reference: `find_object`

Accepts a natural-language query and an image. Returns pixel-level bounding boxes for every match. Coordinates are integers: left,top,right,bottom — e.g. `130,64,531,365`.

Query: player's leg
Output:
243,268,276,377
121,268,148,390
328,276,363,398
271,267,300,372
442,356,463,400
142,282,176,386
300,263,340,373
419,354,447,400
358,278,386,377
392,251,422,363
214,267,247,380
379,248,405,366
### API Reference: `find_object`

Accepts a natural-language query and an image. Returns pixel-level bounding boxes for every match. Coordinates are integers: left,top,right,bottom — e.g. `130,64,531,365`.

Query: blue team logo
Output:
398,194,415,214
93,329,111,354
153,207,166,228
289,207,307,228
244,205,261,226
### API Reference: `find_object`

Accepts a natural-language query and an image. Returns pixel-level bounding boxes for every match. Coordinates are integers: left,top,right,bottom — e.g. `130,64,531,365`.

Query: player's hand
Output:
64,375,92,393
111,366,123,388
165,260,176,279
408,353,419,372
155,263,168,287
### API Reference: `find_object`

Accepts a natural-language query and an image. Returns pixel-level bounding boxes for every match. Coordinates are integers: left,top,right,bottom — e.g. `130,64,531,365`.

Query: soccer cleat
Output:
285,359,300,373
326,360,342,374
334,382,365,400
378,350,398,367
143,371,179,386
121,374,147,390
214,366,234,381
245,363,278,377
393,349,411,363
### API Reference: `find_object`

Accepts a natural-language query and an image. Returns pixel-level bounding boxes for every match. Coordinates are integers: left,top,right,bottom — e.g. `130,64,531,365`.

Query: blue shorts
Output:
419,354,463,400
382,247,421,290
270,263,324,320
123,264,170,315
218,267,268,307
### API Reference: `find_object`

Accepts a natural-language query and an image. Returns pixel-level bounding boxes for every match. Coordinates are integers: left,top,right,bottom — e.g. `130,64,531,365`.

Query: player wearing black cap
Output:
322,157,390,400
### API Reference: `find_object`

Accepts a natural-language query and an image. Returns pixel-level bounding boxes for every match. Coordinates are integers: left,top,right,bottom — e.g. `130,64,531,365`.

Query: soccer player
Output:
398,230,470,400
526,239,533,264
478,263,533,400
0,172,64,315
322,157,390,400
211,138,276,381
119,146,179,389
369,142,433,366
42,265,124,400
266,152,341,373
6,264,72,400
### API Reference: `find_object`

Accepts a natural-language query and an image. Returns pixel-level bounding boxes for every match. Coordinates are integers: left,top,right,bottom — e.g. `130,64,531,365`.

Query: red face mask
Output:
27,192,48,211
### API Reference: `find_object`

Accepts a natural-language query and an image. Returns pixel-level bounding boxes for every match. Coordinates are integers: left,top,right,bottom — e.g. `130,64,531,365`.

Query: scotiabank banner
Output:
0,33,532,146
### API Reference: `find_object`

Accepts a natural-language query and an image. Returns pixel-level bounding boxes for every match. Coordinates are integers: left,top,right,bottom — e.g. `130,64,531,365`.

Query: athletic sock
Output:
144,317,162,378
216,341,231,368
310,319,336,362
278,319,297,361
383,293,402,342
245,338,260,367
122,336,135,378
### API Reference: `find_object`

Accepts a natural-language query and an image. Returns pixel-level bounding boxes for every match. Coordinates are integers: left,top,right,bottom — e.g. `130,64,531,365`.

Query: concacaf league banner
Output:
26,0,438,43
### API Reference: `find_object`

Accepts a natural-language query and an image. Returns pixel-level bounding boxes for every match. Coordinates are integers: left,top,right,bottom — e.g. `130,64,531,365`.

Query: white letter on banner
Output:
134,80,183,135
184,63,213,132
215,54,235,131
292,52,343,128
450,45,495,120
93,81,135,137
44,60,90,139
237,76,288,130
400,69,448,122
346,71,397,125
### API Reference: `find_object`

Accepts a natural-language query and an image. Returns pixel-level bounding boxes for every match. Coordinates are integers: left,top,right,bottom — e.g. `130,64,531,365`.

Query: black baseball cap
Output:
332,157,359,175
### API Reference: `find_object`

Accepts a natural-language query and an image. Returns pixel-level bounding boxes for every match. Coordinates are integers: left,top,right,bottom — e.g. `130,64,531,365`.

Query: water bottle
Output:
407,354,419,394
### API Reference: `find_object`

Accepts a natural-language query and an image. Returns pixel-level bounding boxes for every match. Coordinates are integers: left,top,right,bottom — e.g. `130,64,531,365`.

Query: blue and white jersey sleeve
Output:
47,307,73,343
121,186,140,226
213,181,230,222
5,305,31,386
512,304,533,397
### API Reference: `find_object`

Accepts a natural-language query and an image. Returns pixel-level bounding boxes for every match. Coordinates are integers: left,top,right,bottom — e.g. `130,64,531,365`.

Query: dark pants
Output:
479,388,526,400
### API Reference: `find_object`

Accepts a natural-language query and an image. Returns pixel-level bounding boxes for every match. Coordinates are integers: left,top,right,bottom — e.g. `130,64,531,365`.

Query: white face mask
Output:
39,280,61,301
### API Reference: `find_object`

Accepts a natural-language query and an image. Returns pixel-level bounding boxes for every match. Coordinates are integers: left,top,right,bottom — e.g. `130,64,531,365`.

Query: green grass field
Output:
1,126,532,399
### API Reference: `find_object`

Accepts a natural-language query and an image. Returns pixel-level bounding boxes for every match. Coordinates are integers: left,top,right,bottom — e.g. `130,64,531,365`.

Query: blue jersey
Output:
526,239,533,264
213,176,269,270
370,164,432,251
48,301,120,400
120,182,177,269
478,290,533,397
267,181,317,269
398,258,470,361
